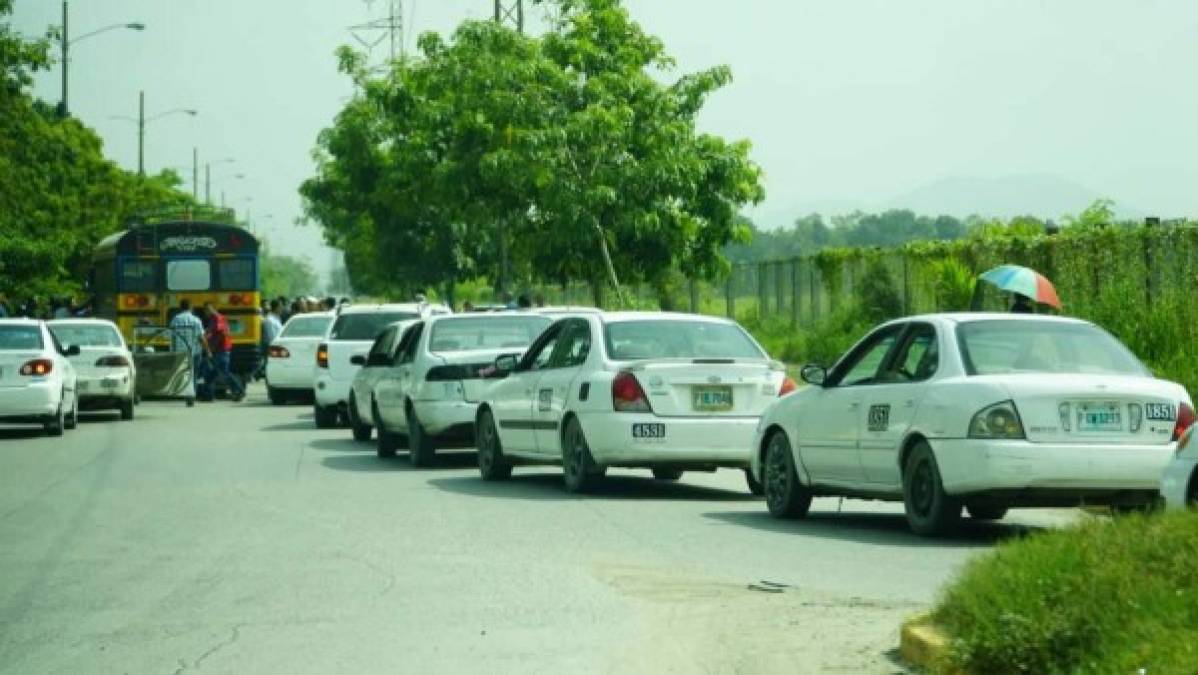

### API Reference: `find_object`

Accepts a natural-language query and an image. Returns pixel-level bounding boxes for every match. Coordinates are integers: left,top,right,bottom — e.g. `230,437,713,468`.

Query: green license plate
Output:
1077,402,1122,432
692,385,733,412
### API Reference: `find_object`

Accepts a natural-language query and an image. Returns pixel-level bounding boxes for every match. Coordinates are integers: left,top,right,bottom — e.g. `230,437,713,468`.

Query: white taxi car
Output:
373,312,553,465
48,318,137,420
313,303,450,428
1161,425,1198,509
751,313,1193,535
265,311,333,405
0,319,80,436
475,312,792,492
345,319,418,442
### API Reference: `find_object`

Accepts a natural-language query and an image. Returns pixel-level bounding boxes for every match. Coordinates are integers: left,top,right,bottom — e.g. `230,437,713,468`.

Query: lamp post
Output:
110,91,197,176
59,1,145,117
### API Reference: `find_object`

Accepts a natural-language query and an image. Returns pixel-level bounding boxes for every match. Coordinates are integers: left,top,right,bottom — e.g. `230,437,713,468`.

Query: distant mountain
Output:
885,173,1144,222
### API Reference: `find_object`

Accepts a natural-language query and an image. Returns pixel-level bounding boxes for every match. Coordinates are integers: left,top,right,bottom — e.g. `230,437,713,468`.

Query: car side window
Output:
519,323,563,372
830,325,903,387
881,324,939,383
397,324,424,365
550,321,591,368
368,328,395,360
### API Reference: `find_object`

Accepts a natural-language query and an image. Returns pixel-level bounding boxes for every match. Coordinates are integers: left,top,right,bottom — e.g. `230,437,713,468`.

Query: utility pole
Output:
60,1,68,116
205,164,211,204
494,0,524,32
137,90,145,176
192,147,199,201
350,1,403,66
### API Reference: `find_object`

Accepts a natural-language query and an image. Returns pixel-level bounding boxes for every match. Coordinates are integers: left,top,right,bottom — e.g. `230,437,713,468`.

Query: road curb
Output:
899,612,956,673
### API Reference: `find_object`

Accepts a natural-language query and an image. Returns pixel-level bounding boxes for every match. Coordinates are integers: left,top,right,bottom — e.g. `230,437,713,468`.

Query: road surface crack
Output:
173,623,245,674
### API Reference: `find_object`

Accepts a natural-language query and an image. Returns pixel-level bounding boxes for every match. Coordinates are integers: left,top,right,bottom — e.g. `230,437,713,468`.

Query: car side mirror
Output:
800,364,827,387
350,355,366,366
65,345,81,357
495,354,518,373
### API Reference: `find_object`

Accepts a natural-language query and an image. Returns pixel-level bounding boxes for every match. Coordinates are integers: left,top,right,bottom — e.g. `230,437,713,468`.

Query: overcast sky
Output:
13,1,1198,282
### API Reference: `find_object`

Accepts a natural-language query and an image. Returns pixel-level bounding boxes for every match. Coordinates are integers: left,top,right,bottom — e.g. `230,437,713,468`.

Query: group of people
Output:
168,299,246,403
0,294,92,320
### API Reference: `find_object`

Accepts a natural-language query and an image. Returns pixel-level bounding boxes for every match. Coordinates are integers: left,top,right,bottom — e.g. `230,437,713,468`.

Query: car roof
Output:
336,303,440,315
597,311,736,325
0,317,41,325
47,318,119,327
428,311,548,323
897,312,1088,326
287,311,334,320
535,306,603,314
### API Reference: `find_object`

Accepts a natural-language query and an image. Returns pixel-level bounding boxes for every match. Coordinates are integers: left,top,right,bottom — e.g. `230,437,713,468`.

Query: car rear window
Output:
957,320,1148,377
281,316,332,338
0,325,44,350
429,315,552,352
604,320,764,361
49,324,123,347
329,312,418,341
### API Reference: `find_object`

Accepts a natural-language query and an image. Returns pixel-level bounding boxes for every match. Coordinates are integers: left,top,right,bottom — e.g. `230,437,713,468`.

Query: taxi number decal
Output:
537,388,553,412
1145,403,1176,421
868,404,890,432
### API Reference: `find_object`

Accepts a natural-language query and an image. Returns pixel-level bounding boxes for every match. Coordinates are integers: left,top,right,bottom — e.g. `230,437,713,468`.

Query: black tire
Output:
314,403,338,429
744,468,764,496
1188,470,1198,507
348,394,372,442
374,401,398,458
186,397,195,408
268,386,287,406
45,402,65,437
903,441,961,536
407,406,435,467
476,409,513,481
651,468,683,481
562,417,603,493
120,399,134,421
64,395,78,430
966,504,1008,521
763,431,812,518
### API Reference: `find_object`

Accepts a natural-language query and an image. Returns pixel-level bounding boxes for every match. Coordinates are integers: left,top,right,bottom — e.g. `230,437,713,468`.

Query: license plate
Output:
692,385,733,412
1077,402,1122,432
632,423,666,439
1146,403,1176,421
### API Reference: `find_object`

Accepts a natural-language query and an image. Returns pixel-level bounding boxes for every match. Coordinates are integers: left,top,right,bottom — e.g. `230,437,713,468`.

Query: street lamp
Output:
109,91,197,176
59,1,145,116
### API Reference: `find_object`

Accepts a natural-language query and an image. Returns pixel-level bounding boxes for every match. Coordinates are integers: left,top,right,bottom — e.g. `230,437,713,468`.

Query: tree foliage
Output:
261,251,319,299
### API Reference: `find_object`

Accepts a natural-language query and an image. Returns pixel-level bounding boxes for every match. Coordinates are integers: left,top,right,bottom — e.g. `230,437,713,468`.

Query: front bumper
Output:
1161,456,1197,509
580,413,757,467
934,438,1176,495
314,373,352,407
0,383,60,420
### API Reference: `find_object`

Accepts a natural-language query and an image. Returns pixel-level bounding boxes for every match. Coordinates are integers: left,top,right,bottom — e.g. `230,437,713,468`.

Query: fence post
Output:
809,264,818,323
1144,218,1157,306
901,254,910,315
790,259,800,327
758,262,767,318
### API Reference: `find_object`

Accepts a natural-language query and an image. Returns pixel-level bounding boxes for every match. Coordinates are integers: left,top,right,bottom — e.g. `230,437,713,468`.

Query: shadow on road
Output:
308,438,372,452
702,509,1039,548
0,426,46,440
262,420,319,432
429,472,757,502
321,450,478,473
78,412,120,423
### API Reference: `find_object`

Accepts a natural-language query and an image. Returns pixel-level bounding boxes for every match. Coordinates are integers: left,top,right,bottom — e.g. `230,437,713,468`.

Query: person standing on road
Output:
201,302,245,402
255,300,284,381
170,299,209,398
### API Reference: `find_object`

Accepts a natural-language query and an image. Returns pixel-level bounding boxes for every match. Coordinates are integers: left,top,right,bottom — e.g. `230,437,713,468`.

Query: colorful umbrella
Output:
979,264,1062,309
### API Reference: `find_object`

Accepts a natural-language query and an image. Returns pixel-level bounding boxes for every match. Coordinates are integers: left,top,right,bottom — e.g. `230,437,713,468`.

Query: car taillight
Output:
779,376,797,397
95,355,131,367
20,359,53,376
1173,402,1195,442
269,345,290,359
612,371,651,412
316,344,329,369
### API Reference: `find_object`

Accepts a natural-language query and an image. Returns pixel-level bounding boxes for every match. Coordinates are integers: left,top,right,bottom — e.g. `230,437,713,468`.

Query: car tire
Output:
651,468,683,481
64,395,78,430
744,468,764,496
374,402,398,458
45,401,65,437
348,393,372,442
268,386,287,406
314,403,338,429
1188,470,1198,507
763,431,812,518
562,417,603,493
477,409,513,481
966,504,1008,521
903,441,961,536
120,399,135,421
407,406,435,467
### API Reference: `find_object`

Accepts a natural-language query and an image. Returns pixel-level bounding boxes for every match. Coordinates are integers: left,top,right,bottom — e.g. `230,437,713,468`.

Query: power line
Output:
350,0,404,63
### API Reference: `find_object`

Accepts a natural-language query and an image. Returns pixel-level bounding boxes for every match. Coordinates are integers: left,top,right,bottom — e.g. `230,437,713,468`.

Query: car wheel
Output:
477,409,513,481
374,401,398,458
1187,470,1198,507
64,395,78,430
407,406,435,467
562,417,602,493
744,468,764,496
348,393,372,442
120,398,135,421
903,441,961,536
314,403,338,429
651,468,683,481
45,401,65,437
763,431,812,518
966,504,1007,521
268,386,287,406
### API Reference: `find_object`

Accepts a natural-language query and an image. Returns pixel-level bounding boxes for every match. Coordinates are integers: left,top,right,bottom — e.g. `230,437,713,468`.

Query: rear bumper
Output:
1161,456,1197,509
0,383,60,419
266,360,314,391
933,438,1176,496
77,372,134,404
580,413,757,467
412,399,478,438
314,373,352,407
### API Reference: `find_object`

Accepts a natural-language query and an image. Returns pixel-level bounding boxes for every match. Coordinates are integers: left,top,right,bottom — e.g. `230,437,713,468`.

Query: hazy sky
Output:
13,1,1198,282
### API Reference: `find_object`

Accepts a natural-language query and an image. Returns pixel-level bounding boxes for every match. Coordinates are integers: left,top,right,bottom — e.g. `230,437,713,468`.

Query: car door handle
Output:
904,399,916,408
849,402,861,409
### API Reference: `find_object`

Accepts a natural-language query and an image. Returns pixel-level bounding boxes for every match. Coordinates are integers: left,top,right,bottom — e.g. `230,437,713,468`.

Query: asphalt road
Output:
0,385,1078,674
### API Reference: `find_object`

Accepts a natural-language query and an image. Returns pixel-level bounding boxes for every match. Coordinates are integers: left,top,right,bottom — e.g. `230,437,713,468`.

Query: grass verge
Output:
932,511,1198,674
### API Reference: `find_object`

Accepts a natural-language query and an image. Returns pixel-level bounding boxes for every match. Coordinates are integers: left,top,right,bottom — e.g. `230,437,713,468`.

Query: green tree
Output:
261,251,319,299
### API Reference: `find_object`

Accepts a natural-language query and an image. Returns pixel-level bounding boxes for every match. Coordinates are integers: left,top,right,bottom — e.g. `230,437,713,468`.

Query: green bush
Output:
934,511,1198,674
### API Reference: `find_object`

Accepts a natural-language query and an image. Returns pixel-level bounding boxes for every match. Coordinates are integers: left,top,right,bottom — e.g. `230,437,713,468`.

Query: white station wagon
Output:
751,313,1192,535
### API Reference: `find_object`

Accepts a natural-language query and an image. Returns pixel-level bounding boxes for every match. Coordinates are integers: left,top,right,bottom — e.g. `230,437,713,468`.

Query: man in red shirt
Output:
202,302,245,402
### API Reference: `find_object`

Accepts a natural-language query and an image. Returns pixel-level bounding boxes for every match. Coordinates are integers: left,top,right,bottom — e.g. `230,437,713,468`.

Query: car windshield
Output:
604,320,765,361
49,324,123,348
329,312,418,341
957,320,1148,377
0,325,44,350
281,316,332,338
429,315,551,353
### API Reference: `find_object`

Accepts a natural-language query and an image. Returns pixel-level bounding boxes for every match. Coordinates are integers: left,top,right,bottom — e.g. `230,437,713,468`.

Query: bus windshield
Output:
166,260,211,291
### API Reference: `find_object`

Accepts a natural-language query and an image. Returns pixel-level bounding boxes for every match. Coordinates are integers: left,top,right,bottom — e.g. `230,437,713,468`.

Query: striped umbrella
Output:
978,264,1062,309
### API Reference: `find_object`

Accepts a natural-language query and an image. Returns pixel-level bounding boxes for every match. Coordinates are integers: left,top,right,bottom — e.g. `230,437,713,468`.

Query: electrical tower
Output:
351,0,404,63
494,0,524,33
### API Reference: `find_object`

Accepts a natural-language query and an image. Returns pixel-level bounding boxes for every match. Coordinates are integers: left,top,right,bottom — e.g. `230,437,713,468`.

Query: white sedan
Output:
265,311,333,405
49,318,137,420
475,312,793,493
751,313,1193,535
1161,425,1198,509
345,319,418,441
373,312,553,465
0,319,80,436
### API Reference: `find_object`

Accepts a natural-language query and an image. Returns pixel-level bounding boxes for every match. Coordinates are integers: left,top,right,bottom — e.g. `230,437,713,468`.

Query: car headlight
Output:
969,400,1025,439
